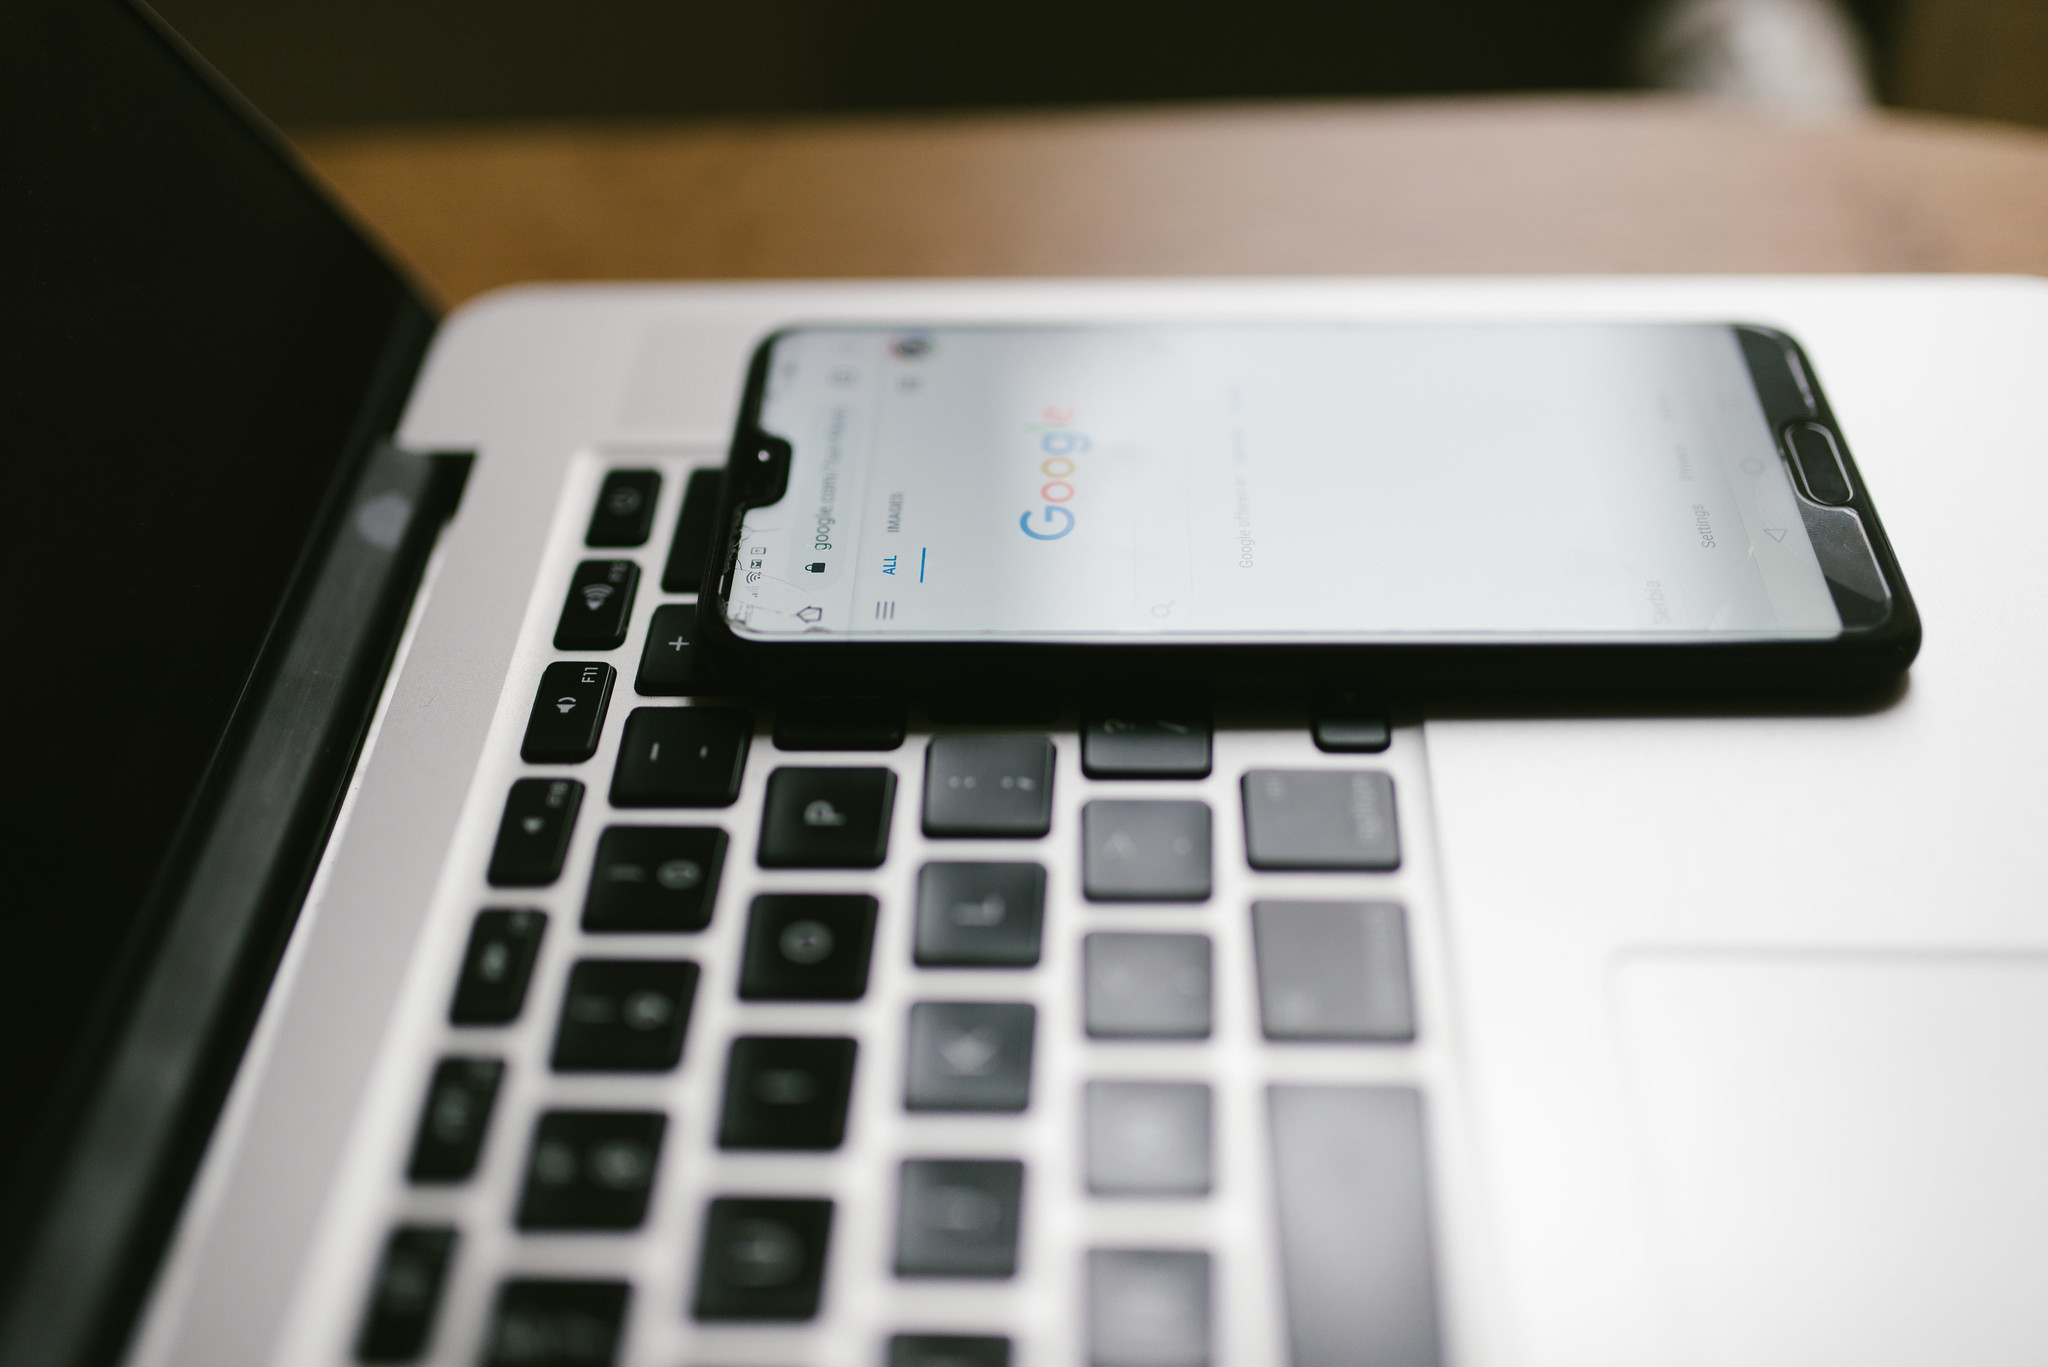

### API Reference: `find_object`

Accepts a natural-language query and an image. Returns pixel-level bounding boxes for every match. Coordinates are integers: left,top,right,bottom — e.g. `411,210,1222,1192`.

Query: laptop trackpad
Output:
1616,953,2048,1367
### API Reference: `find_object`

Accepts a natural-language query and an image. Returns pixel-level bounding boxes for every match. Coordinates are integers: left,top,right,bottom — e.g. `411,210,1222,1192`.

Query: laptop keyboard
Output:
339,454,1465,1367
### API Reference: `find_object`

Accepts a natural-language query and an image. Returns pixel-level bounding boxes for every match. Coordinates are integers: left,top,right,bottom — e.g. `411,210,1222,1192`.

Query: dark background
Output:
148,0,1922,128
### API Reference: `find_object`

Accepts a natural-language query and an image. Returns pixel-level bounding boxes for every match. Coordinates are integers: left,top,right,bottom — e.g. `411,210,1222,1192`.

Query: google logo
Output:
1019,404,1086,541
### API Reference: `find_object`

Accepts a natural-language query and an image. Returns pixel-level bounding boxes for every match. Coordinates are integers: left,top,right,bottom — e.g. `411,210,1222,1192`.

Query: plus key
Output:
637,604,699,696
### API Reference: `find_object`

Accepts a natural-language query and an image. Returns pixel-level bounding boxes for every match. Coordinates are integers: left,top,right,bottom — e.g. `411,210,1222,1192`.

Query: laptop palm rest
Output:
1617,952,2048,1367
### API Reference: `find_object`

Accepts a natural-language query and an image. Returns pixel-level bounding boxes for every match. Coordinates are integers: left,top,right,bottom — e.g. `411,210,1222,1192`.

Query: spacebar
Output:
1268,1085,1443,1367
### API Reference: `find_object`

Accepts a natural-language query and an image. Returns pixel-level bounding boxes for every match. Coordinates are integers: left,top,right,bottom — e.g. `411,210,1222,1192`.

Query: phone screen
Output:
727,324,1844,643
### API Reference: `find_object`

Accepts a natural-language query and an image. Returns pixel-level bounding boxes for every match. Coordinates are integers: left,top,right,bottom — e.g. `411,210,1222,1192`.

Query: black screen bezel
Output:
696,320,1920,701
0,4,441,1362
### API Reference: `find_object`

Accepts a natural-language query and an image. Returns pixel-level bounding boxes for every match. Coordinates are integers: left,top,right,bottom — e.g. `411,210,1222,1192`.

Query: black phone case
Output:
693,323,1920,705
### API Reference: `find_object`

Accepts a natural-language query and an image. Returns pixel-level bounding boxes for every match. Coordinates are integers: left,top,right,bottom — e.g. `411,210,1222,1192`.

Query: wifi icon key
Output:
555,558,640,650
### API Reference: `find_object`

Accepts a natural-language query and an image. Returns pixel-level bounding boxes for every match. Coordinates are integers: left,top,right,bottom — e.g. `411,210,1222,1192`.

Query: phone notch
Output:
732,431,792,509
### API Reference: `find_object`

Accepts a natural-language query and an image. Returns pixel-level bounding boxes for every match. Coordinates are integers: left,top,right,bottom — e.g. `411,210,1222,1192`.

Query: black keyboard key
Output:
692,1198,834,1322
1313,714,1390,754
355,1225,457,1363
1082,800,1212,902
914,862,1044,967
1313,695,1391,754
890,1335,1012,1367
922,735,1055,838
586,469,660,548
450,910,547,1025
1082,709,1212,778
662,467,724,593
1269,1085,1442,1367
1084,933,1212,1039
757,767,896,868
895,1159,1024,1279
717,1036,858,1150
551,959,698,1072
583,826,725,932
1242,770,1400,871
739,895,877,1001
635,604,699,696
407,1057,504,1183
904,1002,1035,1112
1252,901,1414,1041
554,559,639,651
482,1279,630,1367
517,1110,666,1231
488,779,583,887
1088,1250,1210,1367
773,696,907,751
1087,1081,1212,1196
521,662,615,763
610,707,751,808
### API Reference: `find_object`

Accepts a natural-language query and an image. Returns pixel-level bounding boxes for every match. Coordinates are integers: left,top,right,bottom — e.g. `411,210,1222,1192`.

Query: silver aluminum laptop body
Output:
120,274,2048,1367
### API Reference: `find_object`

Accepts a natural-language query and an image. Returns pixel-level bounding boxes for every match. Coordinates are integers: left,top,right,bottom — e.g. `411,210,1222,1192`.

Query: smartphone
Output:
700,321,1918,696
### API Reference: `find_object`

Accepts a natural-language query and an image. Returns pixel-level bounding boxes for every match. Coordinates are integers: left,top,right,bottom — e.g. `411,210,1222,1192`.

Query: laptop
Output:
8,4,2048,1366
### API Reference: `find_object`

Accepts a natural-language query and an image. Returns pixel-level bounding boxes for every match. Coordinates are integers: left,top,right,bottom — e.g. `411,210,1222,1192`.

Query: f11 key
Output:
522,662,614,763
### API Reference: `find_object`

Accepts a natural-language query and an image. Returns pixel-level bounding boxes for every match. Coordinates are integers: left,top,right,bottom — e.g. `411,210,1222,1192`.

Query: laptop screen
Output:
0,0,426,1223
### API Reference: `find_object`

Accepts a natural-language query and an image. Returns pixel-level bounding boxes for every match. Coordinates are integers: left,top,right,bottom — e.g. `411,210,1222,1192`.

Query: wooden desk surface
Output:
294,94,2048,308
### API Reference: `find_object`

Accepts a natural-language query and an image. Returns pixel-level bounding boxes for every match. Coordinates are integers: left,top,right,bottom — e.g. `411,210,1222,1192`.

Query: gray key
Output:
1268,1086,1441,1367
1087,1249,1210,1367
904,1002,1036,1111
1241,770,1399,871
1084,934,1211,1039
895,1159,1024,1278
889,1337,1011,1367
1252,902,1414,1041
915,863,1045,967
1086,1082,1212,1196
1083,712,1212,778
1083,801,1211,901
923,735,1055,837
